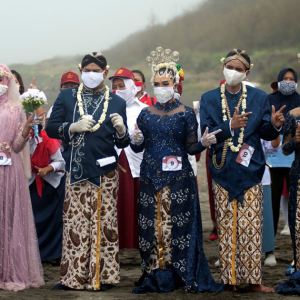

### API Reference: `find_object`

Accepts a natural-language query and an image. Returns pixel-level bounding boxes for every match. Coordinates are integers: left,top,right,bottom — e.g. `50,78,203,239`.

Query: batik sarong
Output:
212,181,263,285
295,180,300,270
60,170,120,290
145,187,172,272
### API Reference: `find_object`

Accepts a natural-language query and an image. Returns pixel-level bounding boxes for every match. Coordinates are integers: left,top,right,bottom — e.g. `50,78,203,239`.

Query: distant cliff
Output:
10,0,300,107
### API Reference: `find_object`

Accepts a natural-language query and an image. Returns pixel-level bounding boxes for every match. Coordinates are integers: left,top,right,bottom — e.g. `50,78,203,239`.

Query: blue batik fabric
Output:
276,112,300,295
200,85,280,202
131,100,223,293
282,113,300,269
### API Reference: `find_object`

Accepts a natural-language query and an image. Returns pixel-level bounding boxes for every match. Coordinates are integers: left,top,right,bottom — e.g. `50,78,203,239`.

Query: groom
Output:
47,52,129,290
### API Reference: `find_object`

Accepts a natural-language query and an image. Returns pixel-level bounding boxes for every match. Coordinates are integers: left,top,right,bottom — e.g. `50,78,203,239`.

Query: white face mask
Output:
81,71,104,89
223,68,247,87
153,86,174,103
0,84,8,96
116,89,133,103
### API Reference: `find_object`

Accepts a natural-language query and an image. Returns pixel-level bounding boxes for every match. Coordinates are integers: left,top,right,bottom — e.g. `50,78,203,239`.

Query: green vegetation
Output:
9,0,300,108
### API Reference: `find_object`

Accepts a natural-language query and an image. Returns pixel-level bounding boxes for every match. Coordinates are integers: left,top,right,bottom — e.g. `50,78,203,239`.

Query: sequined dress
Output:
277,112,300,295
0,100,44,291
131,100,223,293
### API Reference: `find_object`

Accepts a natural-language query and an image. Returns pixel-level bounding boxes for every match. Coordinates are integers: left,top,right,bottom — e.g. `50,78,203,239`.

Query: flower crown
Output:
147,47,182,85
0,70,13,79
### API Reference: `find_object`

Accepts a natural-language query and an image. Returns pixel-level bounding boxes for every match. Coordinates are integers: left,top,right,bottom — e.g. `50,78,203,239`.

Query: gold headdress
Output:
147,47,181,85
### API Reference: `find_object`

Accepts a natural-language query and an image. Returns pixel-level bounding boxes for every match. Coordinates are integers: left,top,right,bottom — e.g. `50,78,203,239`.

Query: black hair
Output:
225,49,251,70
11,70,25,94
132,70,145,82
156,67,175,81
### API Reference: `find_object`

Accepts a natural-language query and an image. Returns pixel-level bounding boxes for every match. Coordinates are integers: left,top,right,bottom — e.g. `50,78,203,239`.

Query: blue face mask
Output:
278,81,298,96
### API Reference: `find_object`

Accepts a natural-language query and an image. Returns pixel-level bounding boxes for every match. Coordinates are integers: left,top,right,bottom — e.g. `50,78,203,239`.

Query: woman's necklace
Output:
213,82,247,169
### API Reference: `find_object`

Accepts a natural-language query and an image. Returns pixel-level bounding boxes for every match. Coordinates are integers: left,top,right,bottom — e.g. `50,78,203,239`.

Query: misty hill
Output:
9,0,300,108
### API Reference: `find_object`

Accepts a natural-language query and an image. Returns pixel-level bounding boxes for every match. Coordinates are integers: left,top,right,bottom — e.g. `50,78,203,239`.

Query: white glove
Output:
131,124,144,145
201,127,222,147
110,113,126,136
70,117,95,133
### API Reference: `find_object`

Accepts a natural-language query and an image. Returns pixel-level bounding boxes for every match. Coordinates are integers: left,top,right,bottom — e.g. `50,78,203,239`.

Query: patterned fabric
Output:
46,86,129,187
132,100,223,293
213,180,263,285
282,112,300,269
200,85,280,202
132,100,205,192
296,180,300,270
60,171,120,290
276,111,300,295
145,187,172,272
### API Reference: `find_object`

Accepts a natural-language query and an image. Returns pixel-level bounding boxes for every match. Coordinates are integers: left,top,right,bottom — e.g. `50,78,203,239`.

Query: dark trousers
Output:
270,167,290,235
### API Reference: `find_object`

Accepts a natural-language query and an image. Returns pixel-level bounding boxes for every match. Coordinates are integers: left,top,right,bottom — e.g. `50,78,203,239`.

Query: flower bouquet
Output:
20,89,47,113
20,89,47,138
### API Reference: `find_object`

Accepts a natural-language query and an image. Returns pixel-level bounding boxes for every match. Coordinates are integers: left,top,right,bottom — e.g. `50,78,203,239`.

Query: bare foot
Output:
225,284,236,292
249,284,274,293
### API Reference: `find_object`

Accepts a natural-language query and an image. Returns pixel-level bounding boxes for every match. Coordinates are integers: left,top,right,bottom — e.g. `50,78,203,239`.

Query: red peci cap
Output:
108,67,135,81
61,71,80,85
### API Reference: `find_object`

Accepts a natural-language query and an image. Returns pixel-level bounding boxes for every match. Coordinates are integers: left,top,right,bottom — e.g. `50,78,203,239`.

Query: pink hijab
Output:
0,63,31,178
0,64,20,105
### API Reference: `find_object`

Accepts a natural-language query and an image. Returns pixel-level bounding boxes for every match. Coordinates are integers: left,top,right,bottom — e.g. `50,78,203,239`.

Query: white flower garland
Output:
221,82,247,152
77,83,110,132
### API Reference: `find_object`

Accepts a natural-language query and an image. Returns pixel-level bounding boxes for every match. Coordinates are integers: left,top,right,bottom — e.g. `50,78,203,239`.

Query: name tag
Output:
162,156,182,171
0,150,12,166
236,143,254,167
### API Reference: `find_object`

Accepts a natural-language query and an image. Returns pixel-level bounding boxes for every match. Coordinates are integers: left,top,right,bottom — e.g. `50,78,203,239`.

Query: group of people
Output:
0,47,300,295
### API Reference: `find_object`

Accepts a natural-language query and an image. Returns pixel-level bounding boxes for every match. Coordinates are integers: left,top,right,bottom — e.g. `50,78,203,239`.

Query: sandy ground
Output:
0,151,297,299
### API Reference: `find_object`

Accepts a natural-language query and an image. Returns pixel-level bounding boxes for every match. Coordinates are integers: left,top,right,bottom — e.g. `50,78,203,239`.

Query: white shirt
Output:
29,135,65,188
261,139,281,186
116,97,148,178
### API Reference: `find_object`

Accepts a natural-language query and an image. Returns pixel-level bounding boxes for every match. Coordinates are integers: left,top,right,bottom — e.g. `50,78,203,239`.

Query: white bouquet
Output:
20,89,47,113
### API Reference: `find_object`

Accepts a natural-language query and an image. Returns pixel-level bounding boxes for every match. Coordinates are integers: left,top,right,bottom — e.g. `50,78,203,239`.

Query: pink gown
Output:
0,99,44,291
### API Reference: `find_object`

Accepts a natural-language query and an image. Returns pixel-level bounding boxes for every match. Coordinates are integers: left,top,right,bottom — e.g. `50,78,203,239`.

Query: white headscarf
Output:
112,78,138,107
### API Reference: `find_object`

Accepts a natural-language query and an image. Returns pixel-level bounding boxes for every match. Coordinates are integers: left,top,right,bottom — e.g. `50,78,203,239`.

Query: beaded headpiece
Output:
220,48,254,70
147,46,184,85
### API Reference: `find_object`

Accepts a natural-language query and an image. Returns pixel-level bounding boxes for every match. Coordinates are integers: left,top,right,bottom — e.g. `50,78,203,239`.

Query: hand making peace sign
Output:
271,105,286,128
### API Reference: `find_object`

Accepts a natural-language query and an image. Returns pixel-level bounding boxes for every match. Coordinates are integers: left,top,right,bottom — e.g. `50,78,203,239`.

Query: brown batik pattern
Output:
60,171,120,290
296,179,300,270
146,187,173,273
212,181,263,285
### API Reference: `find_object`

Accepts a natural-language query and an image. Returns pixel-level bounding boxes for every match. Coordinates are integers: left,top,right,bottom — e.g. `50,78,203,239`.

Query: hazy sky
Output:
3,0,203,65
